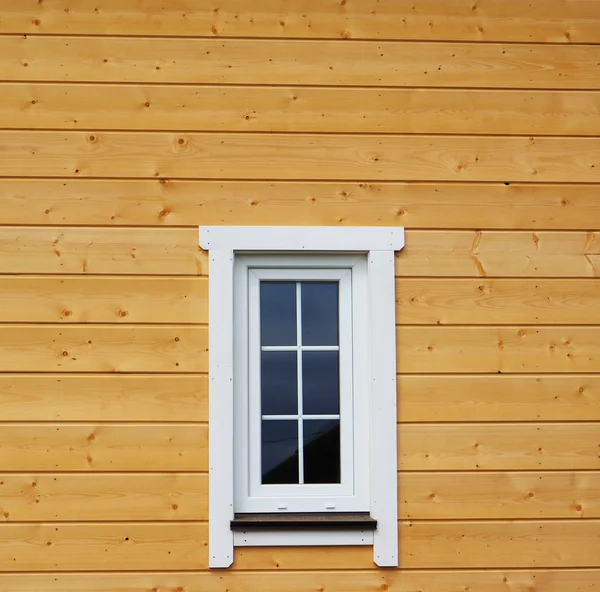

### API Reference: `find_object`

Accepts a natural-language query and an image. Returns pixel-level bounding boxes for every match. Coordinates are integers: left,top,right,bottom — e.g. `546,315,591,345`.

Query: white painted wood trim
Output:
234,530,374,547
207,248,235,569
368,250,399,567
200,226,404,251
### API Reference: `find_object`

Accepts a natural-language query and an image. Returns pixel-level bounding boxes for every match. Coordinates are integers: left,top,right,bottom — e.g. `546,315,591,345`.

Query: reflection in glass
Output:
302,351,340,415
260,282,296,346
303,420,340,484
262,420,299,484
301,282,338,346
261,351,298,415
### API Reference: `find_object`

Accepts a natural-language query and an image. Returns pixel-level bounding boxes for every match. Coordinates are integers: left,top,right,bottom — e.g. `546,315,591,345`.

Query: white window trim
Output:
199,226,404,568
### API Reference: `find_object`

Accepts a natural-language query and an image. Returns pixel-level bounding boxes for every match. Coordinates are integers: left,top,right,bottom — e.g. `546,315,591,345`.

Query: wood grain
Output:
2,229,600,277
396,279,600,324
399,231,600,278
1,374,597,424
0,227,203,275
2,0,599,42
0,374,207,421
11,277,600,325
398,423,600,470
400,471,600,519
5,84,600,136
0,521,597,571
1,131,599,182
0,325,207,372
0,424,207,471
2,471,597,522
0,474,207,521
0,277,207,323
2,36,599,88
397,326,600,373
398,375,600,422
3,180,599,229
235,521,600,569
1,570,599,592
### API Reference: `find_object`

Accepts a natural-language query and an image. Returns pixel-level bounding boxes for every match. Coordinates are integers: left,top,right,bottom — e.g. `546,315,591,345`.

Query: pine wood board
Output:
3,180,599,229
398,423,600,470
398,375,600,422
0,473,207,521
4,84,600,135
400,471,600,519
0,325,207,372
396,279,600,324
0,276,207,323
0,570,598,592
1,131,599,182
0,521,597,571
0,374,207,422
397,326,600,373
2,36,599,88
0,424,207,471
1,0,599,42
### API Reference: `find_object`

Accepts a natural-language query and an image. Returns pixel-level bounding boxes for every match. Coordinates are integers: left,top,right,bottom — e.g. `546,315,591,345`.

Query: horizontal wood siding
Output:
0,0,598,588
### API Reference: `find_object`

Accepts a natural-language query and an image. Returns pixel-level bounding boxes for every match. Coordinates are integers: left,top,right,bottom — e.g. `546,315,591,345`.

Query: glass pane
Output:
303,420,340,484
262,420,299,484
260,282,297,346
302,351,340,415
301,282,339,346
261,351,298,416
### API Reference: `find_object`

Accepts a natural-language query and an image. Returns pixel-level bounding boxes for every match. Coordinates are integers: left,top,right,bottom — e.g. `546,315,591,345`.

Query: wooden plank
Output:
234,521,600,569
397,326,600,373
1,570,599,592
2,0,600,43
2,229,600,277
0,424,207,471
1,0,599,43
398,375,600,422
396,279,600,324
2,180,600,229
3,471,597,522
2,37,600,88
4,84,600,136
0,522,208,571
0,521,597,571
398,423,600,470
3,373,598,424
398,231,600,277
1,131,599,182
400,471,600,519
0,276,207,323
0,374,207,422
0,325,207,372
0,474,207,521
0,227,203,275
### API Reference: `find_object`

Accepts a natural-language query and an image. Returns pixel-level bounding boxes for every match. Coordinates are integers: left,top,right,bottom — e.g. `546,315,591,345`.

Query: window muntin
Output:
235,255,369,514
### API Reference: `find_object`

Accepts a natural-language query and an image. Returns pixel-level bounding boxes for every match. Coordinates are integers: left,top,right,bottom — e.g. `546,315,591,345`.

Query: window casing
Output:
199,226,403,568
234,255,370,514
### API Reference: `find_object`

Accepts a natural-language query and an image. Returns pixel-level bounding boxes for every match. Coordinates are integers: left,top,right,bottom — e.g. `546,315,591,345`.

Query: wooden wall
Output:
0,1,599,590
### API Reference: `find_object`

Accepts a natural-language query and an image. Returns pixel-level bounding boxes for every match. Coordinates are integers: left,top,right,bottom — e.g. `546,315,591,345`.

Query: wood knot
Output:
32,18,41,25
174,337,180,342
574,503,583,511
172,504,179,510
88,135,97,143
118,310,128,318
87,432,96,442
62,351,68,356
144,101,150,107
427,345,434,351
177,137,186,145
62,309,72,317
103,58,108,63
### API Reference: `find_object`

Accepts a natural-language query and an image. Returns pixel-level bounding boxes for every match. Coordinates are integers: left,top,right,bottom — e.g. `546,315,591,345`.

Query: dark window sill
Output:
231,512,377,531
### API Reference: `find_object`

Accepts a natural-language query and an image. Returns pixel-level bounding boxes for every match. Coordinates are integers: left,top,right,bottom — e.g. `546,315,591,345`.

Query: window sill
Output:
231,512,377,531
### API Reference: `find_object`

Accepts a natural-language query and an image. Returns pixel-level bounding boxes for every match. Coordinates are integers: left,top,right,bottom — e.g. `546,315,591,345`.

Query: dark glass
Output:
301,282,338,346
260,282,296,346
303,420,340,484
261,420,299,484
302,351,340,415
261,351,298,415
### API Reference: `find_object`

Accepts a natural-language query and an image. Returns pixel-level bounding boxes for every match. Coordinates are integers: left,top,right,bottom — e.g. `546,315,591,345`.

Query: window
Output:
200,227,404,568
234,255,369,514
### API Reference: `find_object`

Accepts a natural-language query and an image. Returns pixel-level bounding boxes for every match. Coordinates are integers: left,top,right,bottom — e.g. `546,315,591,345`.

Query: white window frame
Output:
236,255,369,514
199,226,404,568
